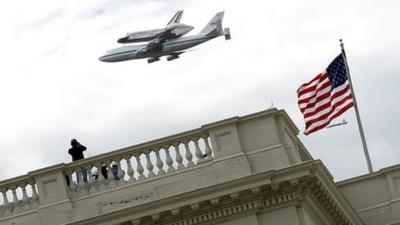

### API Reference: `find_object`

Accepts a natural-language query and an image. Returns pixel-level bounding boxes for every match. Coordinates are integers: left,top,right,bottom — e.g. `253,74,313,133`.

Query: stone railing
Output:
0,175,39,217
0,128,214,218
64,130,213,197
0,108,310,224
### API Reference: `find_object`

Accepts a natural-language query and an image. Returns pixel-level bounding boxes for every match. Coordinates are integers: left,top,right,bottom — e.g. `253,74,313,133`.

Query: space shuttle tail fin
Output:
167,10,184,26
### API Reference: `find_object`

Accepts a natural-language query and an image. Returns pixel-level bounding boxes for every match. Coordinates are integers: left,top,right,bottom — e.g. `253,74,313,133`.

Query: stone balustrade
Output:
64,132,213,196
0,128,213,219
0,108,313,225
0,175,39,217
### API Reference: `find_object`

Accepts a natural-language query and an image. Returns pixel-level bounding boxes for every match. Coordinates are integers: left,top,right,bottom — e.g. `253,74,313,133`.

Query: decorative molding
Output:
146,176,360,225
229,193,239,200
307,177,353,225
55,161,363,225
162,192,297,225
171,208,180,216
152,214,160,221
190,203,200,211
251,187,260,194
131,219,140,225
210,198,219,205
271,184,280,191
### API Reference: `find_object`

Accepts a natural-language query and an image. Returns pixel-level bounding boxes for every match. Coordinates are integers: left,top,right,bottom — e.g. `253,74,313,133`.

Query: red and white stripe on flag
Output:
297,55,354,135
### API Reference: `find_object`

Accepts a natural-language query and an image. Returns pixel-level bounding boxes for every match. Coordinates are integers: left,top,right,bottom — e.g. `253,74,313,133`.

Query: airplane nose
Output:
99,55,109,62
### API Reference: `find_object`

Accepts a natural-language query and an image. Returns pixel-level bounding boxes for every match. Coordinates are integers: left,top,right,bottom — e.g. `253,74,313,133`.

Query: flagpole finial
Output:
339,39,344,50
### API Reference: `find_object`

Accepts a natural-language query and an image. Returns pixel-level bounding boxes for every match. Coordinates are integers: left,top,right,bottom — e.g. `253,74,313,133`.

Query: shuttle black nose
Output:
117,36,129,44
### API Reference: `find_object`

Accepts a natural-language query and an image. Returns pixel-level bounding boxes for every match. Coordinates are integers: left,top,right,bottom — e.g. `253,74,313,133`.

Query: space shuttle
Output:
117,10,194,44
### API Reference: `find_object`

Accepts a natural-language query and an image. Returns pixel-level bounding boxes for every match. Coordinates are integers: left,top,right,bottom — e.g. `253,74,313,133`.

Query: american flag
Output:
297,54,354,135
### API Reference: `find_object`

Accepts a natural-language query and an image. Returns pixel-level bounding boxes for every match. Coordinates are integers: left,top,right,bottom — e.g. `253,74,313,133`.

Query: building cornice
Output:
63,160,363,225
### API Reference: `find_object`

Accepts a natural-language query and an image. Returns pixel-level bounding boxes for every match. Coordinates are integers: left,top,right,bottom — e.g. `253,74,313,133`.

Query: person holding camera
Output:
69,139,87,161
68,139,88,184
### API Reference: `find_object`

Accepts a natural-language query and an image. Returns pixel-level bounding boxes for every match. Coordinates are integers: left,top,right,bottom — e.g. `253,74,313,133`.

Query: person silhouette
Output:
68,139,88,183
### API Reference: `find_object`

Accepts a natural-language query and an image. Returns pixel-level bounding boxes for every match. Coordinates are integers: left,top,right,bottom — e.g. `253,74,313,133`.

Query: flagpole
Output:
340,39,373,174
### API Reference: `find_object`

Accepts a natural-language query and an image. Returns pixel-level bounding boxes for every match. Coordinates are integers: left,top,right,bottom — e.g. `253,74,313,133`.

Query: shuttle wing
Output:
118,28,165,43
138,27,176,53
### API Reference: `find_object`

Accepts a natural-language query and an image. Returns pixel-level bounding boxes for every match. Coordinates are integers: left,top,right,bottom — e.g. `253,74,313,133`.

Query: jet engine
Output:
166,55,179,61
147,58,160,63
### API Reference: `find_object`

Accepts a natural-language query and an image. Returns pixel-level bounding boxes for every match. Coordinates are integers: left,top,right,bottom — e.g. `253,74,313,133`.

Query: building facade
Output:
338,164,400,225
0,108,396,225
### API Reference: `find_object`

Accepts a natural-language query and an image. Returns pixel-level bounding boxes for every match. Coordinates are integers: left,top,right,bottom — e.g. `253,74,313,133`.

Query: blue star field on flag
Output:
327,54,348,89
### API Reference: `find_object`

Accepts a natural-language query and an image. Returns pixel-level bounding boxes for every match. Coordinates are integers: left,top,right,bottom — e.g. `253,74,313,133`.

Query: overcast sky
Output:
0,0,399,182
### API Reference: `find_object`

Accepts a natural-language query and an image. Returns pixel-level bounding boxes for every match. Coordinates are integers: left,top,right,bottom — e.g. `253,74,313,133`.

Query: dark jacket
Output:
68,144,87,161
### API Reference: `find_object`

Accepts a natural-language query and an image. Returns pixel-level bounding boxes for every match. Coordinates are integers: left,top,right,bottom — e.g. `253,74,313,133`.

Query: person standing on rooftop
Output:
68,139,88,183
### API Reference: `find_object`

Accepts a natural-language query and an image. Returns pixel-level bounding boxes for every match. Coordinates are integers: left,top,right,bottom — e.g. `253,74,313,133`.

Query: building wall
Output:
258,207,300,225
221,215,259,225
337,164,400,225
208,206,331,225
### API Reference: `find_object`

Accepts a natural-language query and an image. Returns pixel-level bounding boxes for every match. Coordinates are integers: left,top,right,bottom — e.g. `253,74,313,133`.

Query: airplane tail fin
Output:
199,12,224,37
167,10,183,26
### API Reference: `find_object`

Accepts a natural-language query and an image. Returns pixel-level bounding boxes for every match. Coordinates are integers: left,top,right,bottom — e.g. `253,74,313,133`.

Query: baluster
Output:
164,145,174,172
86,166,93,187
95,163,106,191
155,147,165,174
96,163,105,182
184,140,194,167
125,155,135,181
105,162,112,181
145,151,155,177
78,168,85,190
65,170,74,191
21,183,29,205
11,186,19,207
29,182,39,201
71,169,78,190
174,143,184,170
136,153,145,180
193,137,204,162
203,134,213,158
106,161,115,187
1,188,10,207
87,165,97,193
116,157,126,183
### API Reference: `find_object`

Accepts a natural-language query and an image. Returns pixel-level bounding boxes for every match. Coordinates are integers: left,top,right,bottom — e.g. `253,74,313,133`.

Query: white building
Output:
0,108,398,225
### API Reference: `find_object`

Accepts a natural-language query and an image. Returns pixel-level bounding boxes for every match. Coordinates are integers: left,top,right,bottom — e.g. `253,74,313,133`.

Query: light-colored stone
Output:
337,164,400,225
0,108,375,225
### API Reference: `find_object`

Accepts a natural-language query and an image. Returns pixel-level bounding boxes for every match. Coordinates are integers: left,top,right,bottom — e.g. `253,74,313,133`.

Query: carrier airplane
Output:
99,11,230,63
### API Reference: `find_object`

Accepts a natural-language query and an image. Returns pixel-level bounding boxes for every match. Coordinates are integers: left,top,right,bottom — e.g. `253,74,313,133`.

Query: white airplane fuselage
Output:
99,34,218,63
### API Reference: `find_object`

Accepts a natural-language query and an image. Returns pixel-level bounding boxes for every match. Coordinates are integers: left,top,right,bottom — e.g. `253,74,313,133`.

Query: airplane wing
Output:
139,27,175,53
167,10,183,26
